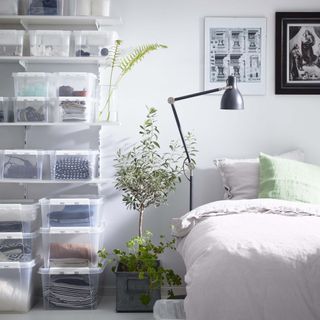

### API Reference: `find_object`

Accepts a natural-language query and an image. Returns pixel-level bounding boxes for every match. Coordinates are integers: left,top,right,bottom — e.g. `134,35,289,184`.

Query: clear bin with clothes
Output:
0,232,39,262
50,150,98,181
13,72,52,97
56,72,97,98
26,0,64,15
40,197,103,228
57,97,94,122
39,264,105,310
2,150,43,180
74,31,118,57
0,201,40,233
40,225,105,267
14,97,52,122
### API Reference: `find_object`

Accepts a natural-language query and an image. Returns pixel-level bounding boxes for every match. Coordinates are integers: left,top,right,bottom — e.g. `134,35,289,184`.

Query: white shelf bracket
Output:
19,59,28,71
20,19,29,31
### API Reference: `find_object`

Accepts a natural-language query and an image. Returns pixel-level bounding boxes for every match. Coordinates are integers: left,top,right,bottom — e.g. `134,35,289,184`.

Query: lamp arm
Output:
168,85,230,104
168,84,232,211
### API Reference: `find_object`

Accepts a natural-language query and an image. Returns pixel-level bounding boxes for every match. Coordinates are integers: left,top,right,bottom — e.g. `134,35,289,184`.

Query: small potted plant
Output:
98,107,196,312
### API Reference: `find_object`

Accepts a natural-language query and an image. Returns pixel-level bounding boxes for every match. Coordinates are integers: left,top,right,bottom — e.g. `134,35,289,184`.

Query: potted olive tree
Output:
98,107,196,312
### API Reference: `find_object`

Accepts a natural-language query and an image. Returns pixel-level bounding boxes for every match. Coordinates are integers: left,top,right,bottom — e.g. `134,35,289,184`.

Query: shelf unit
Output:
0,14,121,197
0,122,120,127
0,178,112,185
0,15,122,30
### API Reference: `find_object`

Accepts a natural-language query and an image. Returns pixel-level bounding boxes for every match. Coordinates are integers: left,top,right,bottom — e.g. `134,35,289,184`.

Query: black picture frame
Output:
276,12,320,94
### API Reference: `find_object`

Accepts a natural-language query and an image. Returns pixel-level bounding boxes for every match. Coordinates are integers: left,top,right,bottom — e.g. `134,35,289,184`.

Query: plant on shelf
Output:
98,107,196,309
99,40,167,122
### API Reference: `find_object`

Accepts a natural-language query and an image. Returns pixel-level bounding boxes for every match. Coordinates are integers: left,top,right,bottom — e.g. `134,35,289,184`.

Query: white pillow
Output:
214,149,305,200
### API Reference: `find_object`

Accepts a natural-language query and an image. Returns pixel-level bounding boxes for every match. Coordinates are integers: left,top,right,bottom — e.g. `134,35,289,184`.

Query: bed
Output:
172,198,320,320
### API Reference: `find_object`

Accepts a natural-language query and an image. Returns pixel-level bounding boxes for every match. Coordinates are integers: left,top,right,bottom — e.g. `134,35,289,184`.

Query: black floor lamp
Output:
168,75,244,211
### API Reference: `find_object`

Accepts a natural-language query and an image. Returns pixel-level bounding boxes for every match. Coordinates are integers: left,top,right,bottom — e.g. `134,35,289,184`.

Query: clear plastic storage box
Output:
0,98,9,122
0,0,19,15
26,0,64,15
57,97,94,122
0,232,39,262
56,72,97,98
13,72,52,97
51,150,98,181
39,264,105,310
29,30,71,57
74,31,118,57
41,226,105,267
40,198,103,228
0,201,40,233
0,30,24,56
14,97,51,122
2,150,43,180
153,300,186,320
0,259,40,313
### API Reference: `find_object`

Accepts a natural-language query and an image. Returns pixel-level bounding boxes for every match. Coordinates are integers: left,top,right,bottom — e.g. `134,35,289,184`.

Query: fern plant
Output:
99,40,167,121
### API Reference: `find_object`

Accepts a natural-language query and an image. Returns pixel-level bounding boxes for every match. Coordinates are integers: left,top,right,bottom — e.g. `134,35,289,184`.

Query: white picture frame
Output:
204,17,267,95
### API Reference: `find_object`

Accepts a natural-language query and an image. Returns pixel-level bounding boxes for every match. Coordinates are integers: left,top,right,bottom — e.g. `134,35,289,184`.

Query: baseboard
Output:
103,286,187,297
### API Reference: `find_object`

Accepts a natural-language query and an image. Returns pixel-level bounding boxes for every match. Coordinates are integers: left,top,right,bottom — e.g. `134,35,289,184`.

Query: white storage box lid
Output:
15,97,51,102
56,72,97,79
0,232,39,240
0,258,39,269
40,225,104,234
41,197,102,206
54,150,99,156
39,265,104,275
4,149,42,156
12,72,50,78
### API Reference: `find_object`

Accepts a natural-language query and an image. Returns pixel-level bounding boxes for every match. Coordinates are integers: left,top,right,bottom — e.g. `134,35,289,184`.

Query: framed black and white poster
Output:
204,17,267,95
276,12,320,94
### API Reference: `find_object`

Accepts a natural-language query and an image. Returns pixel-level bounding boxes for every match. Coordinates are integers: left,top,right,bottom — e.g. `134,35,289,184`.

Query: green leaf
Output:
140,294,151,305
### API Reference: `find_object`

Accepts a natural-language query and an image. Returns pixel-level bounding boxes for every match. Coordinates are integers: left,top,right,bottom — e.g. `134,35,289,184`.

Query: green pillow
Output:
259,153,320,204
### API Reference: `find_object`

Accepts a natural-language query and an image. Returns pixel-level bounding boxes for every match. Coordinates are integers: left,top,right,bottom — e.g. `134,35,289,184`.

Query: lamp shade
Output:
220,76,244,110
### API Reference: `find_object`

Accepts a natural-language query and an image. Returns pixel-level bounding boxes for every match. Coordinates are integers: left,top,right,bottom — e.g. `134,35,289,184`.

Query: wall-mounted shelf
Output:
0,178,112,185
0,15,122,30
0,56,108,68
0,122,120,127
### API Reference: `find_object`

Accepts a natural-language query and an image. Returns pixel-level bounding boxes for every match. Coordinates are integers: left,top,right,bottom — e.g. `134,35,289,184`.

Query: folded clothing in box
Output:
39,265,105,310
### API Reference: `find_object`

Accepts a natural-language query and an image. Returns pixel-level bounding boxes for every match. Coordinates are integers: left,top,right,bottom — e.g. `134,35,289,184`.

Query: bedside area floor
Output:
3,297,154,320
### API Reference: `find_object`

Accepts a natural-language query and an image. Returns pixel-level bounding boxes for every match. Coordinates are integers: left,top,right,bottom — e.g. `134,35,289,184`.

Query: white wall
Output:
1,0,320,290
106,0,320,285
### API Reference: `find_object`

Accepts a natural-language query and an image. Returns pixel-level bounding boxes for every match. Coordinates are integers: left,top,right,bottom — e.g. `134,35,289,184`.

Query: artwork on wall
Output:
204,17,267,95
276,12,320,94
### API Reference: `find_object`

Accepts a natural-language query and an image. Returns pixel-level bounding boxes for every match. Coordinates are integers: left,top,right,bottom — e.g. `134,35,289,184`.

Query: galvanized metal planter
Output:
115,261,161,312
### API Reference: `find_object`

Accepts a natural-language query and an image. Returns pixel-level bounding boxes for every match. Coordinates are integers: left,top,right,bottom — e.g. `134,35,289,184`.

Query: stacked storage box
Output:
39,197,106,310
0,201,40,313
11,72,97,123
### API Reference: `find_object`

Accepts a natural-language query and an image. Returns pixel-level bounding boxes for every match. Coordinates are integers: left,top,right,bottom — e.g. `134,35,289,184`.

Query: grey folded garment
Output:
0,222,23,232
60,101,87,122
0,239,32,262
43,274,98,309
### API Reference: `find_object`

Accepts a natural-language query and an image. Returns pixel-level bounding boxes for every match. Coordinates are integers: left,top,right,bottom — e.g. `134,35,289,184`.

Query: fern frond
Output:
119,44,167,77
106,39,122,68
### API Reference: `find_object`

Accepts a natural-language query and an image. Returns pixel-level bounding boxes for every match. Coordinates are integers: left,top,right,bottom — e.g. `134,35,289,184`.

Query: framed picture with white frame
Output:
204,17,267,95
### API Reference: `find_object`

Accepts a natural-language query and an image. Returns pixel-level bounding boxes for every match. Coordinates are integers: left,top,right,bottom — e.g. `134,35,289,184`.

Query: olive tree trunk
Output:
138,208,144,238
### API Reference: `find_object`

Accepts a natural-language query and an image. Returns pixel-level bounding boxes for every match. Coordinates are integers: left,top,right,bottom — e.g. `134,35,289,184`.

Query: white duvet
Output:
172,199,320,320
